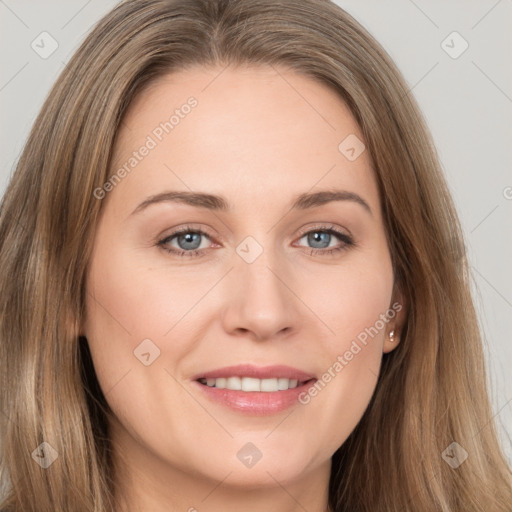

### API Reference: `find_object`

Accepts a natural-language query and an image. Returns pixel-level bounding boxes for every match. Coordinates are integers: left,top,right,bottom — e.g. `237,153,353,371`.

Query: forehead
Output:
106,65,380,220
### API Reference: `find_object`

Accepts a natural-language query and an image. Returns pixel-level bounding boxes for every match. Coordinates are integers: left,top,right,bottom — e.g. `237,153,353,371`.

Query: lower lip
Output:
192,379,317,415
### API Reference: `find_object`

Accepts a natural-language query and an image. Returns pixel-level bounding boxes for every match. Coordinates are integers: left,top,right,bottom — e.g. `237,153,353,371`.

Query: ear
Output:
382,285,407,354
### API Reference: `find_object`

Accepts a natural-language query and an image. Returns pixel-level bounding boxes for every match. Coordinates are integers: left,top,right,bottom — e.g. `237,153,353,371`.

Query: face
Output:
83,65,404,504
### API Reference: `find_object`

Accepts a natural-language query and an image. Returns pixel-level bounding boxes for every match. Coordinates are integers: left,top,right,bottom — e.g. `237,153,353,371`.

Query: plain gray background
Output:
1,0,511,464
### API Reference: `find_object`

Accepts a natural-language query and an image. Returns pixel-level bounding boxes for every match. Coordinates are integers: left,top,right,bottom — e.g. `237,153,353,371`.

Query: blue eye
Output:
157,224,354,258
295,225,355,256
157,227,211,258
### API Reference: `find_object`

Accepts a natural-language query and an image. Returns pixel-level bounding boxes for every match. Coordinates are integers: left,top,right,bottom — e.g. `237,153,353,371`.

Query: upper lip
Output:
191,364,316,382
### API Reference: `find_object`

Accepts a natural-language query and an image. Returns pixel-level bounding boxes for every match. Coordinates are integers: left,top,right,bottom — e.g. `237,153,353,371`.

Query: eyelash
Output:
156,224,355,259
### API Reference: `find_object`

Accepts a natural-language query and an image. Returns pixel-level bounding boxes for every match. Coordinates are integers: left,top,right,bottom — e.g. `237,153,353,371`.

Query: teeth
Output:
242,377,261,392
226,376,242,390
215,377,226,389
199,376,302,391
277,377,291,390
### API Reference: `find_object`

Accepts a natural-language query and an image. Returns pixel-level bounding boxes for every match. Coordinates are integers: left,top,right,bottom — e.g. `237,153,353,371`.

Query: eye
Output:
157,226,213,258
295,225,355,256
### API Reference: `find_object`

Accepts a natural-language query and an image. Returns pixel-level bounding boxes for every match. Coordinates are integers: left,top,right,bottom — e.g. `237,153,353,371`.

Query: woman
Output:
0,0,510,511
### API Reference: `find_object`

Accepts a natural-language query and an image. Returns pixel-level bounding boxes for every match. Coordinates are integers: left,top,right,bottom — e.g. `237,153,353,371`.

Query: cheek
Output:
82,243,171,394
293,253,394,452
297,249,394,351
82,238,222,420
84,238,211,348
82,248,203,453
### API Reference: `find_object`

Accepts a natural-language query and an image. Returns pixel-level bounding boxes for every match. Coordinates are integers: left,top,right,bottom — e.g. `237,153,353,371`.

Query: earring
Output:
389,329,395,342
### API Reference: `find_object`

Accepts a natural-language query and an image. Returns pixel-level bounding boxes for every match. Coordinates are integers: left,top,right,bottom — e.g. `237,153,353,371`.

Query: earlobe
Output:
383,327,400,353
383,287,406,353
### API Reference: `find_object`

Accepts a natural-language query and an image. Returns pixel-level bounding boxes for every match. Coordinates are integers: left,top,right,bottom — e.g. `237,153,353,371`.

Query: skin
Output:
82,65,405,512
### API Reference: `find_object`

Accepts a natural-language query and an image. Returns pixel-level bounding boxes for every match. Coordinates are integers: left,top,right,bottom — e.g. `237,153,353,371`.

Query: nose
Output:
220,249,303,342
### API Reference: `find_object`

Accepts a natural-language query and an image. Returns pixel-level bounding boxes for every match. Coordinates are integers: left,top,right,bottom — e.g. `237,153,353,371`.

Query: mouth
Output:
191,364,317,415
196,376,314,391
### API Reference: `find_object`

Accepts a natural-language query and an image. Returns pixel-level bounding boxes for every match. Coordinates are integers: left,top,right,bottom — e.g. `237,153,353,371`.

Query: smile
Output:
191,364,317,415
197,376,311,391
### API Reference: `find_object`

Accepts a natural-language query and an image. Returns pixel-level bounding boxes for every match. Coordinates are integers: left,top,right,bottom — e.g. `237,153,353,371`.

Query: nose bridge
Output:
236,233,287,306
221,232,301,339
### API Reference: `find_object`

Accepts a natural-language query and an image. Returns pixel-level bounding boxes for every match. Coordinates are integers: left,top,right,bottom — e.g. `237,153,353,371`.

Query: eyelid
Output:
294,222,352,240
159,223,218,244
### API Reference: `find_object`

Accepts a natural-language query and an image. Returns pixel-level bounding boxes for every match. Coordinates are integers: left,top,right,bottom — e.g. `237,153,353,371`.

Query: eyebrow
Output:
129,189,372,217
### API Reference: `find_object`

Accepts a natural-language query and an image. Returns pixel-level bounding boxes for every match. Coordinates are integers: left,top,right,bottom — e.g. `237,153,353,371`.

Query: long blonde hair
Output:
1,0,510,510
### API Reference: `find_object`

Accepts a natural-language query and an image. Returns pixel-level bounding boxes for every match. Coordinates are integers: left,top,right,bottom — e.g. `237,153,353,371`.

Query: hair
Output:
0,0,510,510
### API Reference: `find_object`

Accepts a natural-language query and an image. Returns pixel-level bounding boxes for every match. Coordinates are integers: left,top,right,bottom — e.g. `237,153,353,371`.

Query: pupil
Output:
179,232,201,250
309,231,330,249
